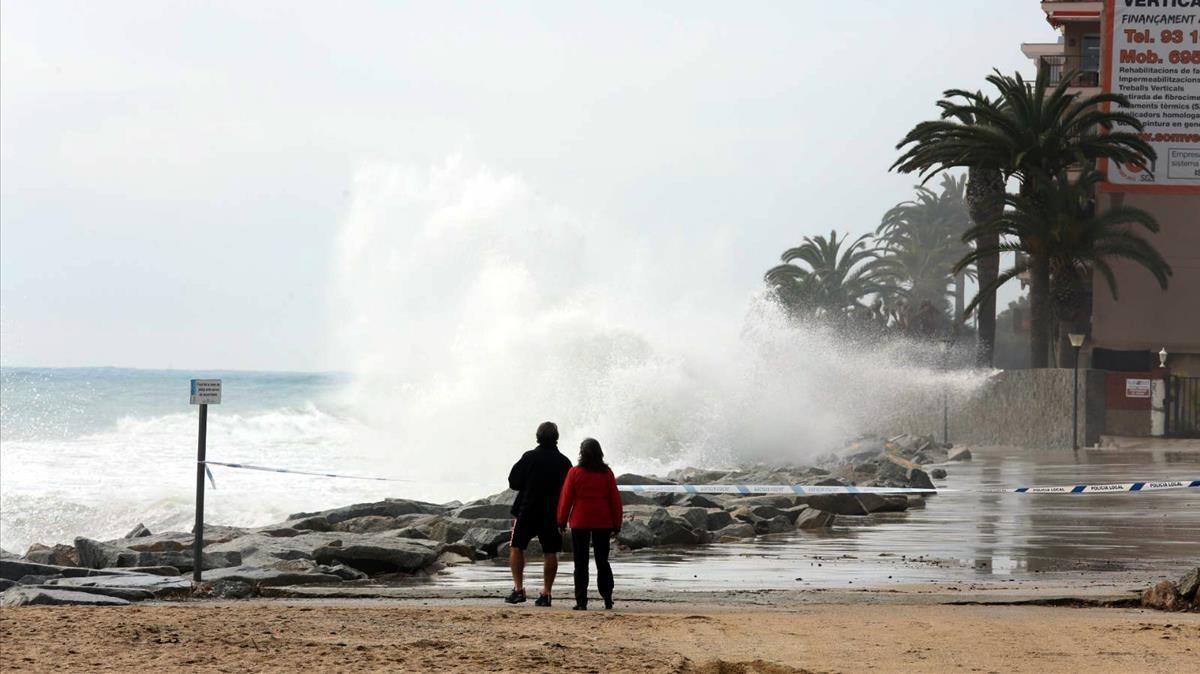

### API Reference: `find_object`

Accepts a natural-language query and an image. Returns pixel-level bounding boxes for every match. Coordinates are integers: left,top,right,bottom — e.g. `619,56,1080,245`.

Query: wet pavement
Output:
436,445,1200,591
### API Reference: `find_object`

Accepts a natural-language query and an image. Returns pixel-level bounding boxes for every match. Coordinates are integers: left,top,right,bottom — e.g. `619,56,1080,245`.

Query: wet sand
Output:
2,597,1197,673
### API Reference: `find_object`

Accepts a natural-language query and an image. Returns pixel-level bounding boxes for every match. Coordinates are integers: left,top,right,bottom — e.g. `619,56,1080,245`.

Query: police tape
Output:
200,460,1199,495
620,480,1200,495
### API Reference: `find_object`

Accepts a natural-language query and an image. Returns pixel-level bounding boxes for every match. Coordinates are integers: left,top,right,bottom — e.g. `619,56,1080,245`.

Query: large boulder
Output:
125,523,152,538
947,447,973,462
1142,580,1184,611
416,516,473,544
647,511,700,545
673,494,726,509
49,573,192,598
312,537,441,574
805,479,889,516
876,454,935,490
453,503,514,520
619,491,655,506
754,515,793,535
1178,567,1200,602
204,566,343,588
2,587,130,607
714,523,755,542
23,544,78,567
794,508,834,530
705,510,734,531
615,473,674,486
288,498,445,526
460,528,511,557
114,550,242,573
204,532,349,567
668,507,710,532
74,537,130,569
30,584,155,602
330,516,405,533
615,521,656,550
1,559,106,582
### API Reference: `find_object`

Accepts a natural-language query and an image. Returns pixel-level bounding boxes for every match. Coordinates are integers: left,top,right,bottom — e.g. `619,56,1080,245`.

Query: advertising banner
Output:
1103,1,1200,193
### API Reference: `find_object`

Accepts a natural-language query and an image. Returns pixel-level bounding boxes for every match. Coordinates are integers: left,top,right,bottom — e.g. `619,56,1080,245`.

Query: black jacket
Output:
508,443,572,519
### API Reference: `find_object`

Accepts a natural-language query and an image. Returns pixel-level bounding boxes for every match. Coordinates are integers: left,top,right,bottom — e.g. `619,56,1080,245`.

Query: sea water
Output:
1,157,988,553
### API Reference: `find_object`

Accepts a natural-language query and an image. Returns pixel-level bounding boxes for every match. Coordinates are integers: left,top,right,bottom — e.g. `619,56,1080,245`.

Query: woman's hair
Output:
578,438,607,472
536,421,559,445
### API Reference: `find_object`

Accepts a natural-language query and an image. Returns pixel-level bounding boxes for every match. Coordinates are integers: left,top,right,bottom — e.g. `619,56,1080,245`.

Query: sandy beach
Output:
3,595,1197,673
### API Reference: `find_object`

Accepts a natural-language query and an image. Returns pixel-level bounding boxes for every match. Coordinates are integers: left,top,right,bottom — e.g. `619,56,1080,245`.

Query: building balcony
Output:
1038,55,1101,90
1040,2,1102,28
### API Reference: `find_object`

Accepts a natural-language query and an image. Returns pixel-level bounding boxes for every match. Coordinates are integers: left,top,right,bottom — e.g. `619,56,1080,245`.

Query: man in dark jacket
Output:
505,421,572,606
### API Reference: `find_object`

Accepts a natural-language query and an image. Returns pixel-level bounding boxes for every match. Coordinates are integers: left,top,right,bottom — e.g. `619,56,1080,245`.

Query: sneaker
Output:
534,594,552,607
504,589,527,604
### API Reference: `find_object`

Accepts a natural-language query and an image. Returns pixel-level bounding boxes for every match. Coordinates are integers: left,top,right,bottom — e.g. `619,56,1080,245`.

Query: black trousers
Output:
570,528,613,606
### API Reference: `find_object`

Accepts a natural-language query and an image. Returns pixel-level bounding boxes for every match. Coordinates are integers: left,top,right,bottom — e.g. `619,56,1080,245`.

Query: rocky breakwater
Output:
1,433,961,606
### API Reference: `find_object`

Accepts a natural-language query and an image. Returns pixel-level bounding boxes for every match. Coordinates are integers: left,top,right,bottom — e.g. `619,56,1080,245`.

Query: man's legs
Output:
510,546,525,592
542,552,558,598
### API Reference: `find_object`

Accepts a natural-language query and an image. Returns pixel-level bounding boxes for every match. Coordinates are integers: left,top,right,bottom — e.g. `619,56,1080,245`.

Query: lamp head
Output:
1068,333,1085,348
1159,347,1168,368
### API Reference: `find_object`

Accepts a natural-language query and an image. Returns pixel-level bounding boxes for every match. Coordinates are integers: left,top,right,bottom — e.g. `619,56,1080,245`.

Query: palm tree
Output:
953,170,1171,355
877,175,973,328
893,65,1155,367
765,231,883,321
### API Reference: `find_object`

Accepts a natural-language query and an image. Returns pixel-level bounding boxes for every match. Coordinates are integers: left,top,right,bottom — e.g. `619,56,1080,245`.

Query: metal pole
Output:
193,403,208,583
1072,347,1080,450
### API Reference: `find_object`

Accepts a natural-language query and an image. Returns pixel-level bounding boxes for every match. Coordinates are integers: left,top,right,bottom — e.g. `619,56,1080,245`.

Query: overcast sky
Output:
1,1,1054,371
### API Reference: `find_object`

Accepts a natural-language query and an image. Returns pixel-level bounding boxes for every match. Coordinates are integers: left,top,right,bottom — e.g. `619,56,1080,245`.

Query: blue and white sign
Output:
190,379,222,405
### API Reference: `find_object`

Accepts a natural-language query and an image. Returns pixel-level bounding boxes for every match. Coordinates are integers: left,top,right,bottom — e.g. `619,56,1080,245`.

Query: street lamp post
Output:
1069,333,1086,449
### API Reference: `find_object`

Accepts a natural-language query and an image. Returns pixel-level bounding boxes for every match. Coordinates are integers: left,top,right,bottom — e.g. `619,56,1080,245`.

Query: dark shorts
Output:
511,516,563,554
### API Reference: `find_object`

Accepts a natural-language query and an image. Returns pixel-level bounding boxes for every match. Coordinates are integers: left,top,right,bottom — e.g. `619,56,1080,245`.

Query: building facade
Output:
1023,1,1200,437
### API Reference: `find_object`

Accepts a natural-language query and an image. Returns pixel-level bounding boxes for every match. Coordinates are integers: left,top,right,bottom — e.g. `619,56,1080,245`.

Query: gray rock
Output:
74,537,130,569
714,523,756,541
127,539,188,552
312,537,441,574
485,489,519,506
125,523,152,538
0,549,19,560
289,516,332,531
330,515,405,533
416,516,472,544
32,583,154,602
666,468,731,484
948,447,973,462
392,527,430,540
619,491,655,506
49,573,192,598
24,543,79,567
668,507,710,532
17,575,55,585
724,495,801,509
288,498,444,526
114,550,242,573
210,579,255,598
459,528,511,557
794,508,834,530
647,511,700,545
615,473,675,486
205,532,348,567
0,579,16,591
805,479,889,516
930,468,948,479
320,563,369,581
673,494,726,509
754,515,793,535
1,559,106,581
749,505,787,520
107,566,181,577
872,496,909,513
453,503,514,520
1177,567,1199,601
2,587,130,607
705,510,734,531
204,566,343,588
615,521,656,550
436,551,474,566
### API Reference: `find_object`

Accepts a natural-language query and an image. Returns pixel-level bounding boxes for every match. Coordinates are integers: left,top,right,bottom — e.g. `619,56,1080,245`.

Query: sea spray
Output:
331,155,990,486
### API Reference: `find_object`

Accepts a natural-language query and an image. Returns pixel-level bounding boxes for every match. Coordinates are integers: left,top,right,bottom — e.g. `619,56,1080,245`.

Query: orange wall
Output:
1093,193,1200,353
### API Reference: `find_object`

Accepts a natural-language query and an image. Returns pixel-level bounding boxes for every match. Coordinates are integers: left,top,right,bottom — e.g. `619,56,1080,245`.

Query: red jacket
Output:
557,466,623,530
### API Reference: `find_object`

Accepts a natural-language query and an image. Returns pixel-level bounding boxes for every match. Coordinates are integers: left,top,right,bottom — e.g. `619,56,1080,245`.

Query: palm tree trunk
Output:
966,167,1004,368
1028,254,1052,368
953,271,965,336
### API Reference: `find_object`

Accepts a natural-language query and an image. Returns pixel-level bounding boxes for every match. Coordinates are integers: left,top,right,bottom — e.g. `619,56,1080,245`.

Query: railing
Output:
1038,55,1101,88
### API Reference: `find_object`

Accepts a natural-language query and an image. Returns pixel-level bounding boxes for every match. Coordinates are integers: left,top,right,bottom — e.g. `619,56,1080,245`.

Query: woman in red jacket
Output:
556,437,623,610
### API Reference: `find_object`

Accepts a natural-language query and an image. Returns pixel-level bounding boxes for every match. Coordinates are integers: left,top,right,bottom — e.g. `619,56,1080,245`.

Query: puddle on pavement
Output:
434,446,1200,590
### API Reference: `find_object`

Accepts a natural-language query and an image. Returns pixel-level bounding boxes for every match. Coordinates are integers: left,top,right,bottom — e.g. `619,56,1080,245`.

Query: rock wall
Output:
889,369,1107,450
